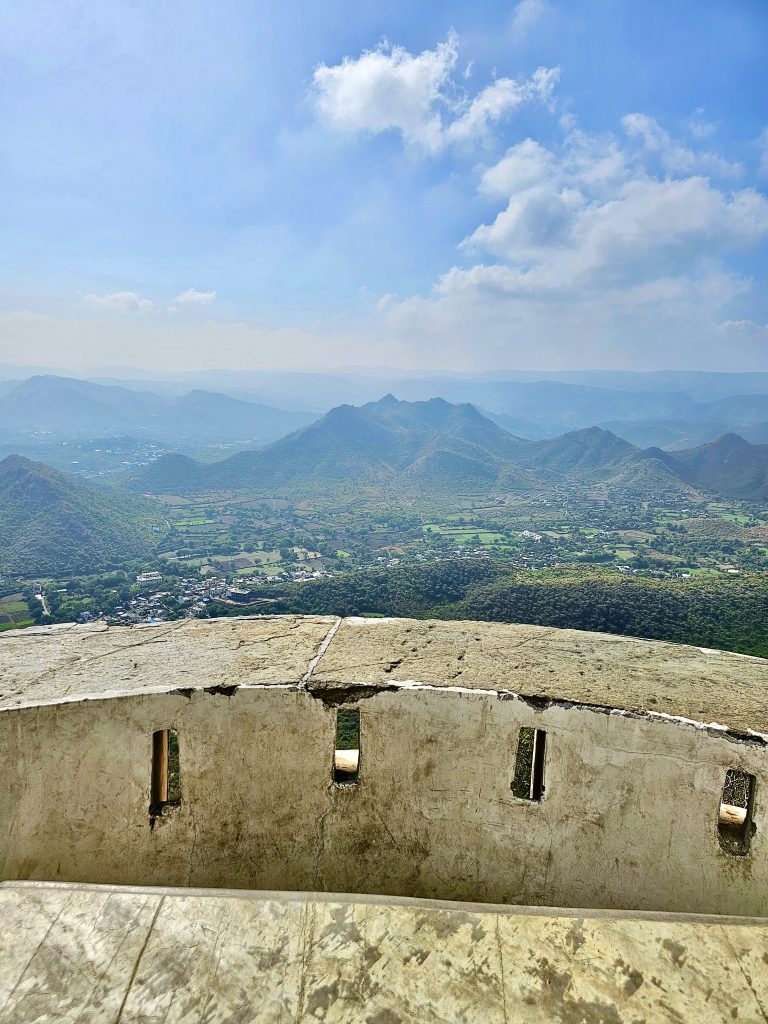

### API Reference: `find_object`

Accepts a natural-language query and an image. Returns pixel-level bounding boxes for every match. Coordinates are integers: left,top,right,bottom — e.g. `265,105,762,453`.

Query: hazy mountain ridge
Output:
3,371,768,449
129,396,535,494
126,396,768,500
0,455,160,575
0,375,314,444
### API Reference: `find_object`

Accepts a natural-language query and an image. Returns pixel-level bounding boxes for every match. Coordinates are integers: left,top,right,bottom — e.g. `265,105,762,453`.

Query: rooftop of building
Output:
0,614,766,736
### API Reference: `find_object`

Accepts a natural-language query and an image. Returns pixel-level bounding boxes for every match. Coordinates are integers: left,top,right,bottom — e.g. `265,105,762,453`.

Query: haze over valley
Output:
1,365,767,660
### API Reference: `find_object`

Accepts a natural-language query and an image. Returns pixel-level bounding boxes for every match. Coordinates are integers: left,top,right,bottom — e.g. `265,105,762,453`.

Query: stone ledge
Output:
1,881,766,1023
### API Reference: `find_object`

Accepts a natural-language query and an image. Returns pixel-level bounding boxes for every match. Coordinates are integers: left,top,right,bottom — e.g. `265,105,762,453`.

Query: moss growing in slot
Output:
168,729,181,804
512,727,536,800
336,708,360,750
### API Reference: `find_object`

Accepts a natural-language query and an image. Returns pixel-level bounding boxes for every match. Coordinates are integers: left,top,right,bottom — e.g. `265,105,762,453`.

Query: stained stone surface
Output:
311,616,768,734
0,615,336,709
2,615,767,736
0,882,766,1023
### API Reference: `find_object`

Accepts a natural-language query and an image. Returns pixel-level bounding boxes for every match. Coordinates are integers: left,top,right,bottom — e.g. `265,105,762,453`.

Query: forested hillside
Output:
0,455,160,575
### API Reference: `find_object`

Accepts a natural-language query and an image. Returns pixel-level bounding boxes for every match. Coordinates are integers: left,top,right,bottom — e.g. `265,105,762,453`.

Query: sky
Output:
1,0,767,374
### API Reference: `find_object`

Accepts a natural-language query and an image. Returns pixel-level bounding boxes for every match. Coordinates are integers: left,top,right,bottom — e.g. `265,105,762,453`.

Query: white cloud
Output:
444,67,558,145
312,34,558,153
509,0,549,42
479,139,555,197
465,176,768,291
622,113,742,178
686,110,717,140
381,117,768,367
172,288,216,305
717,319,768,336
83,291,155,312
82,288,216,315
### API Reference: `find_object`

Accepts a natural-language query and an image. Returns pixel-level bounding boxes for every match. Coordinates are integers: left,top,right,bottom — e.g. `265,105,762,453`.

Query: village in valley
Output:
3,479,765,631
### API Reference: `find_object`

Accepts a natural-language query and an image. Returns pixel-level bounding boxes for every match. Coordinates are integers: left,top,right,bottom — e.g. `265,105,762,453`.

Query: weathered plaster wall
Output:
1,679,765,915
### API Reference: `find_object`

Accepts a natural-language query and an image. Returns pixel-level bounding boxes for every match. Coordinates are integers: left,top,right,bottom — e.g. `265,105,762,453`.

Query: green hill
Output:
513,426,635,478
208,559,768,659
130,396,536,495
0,455,161,576
126,395,768,502
664,433,768,500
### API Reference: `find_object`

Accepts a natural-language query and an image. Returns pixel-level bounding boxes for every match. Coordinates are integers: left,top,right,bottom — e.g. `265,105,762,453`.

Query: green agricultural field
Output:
0,598,34,631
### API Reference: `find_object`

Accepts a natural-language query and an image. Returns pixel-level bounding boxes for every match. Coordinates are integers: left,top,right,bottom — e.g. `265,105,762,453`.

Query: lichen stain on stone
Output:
662,938,688,968
320,905,363,946
366,1010,404,1024
305,980,340,1018
615,958,645,997
527,956,624,1024
565,921,586,953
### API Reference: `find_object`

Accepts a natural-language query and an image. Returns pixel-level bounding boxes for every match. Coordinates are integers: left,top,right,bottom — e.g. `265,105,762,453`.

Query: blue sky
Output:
1,0,767,373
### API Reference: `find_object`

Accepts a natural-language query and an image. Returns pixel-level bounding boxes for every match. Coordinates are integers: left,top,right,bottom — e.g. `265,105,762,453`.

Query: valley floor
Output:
3,486,767,658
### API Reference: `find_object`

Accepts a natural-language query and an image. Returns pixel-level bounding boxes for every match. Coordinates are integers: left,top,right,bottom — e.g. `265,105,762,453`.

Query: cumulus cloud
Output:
479,139,555,197
82,288,217,315
382,116,768,366
312,33,558,152
465,175,768,291
172,288,216,305
622,113,742,178
83,291,155,312
444,67,558,145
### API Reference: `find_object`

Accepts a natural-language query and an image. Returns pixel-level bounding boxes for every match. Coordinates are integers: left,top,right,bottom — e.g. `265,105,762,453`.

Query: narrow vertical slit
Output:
151,729,169,806
150,728,181,821
334,708,360,785
512,726,546,802
718,768,756,856
530,728,546,802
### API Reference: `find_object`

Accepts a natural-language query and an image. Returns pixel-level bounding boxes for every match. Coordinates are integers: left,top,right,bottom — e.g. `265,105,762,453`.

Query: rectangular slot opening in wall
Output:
334,708,360,785
150,728,181,818
718,768,756,856
512,727,546,802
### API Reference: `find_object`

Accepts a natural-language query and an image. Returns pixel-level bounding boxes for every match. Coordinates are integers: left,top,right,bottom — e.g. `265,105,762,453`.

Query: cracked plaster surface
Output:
0,616,337,710
310,617,768,735
1,615,767,734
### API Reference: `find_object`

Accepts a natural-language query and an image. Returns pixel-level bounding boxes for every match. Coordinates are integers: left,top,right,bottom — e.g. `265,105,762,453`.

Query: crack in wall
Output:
114,896,165,1023
308,683,398,707
301,617,342,688
304,678,768,747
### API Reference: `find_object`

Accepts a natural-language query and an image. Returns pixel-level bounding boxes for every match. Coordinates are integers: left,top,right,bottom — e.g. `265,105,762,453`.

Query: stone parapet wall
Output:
1,658,765,914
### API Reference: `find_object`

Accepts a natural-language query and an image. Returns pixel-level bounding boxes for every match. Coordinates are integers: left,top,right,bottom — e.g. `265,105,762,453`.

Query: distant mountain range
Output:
127,396,768,501
2,370,768,449
0,455,160,576
0,375,315,444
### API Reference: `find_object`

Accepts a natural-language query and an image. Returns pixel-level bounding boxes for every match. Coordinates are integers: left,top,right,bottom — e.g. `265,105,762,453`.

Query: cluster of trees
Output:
456,574,768,658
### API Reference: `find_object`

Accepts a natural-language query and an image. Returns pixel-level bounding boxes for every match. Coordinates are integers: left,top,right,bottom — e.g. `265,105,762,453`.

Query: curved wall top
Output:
1,615,766,916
